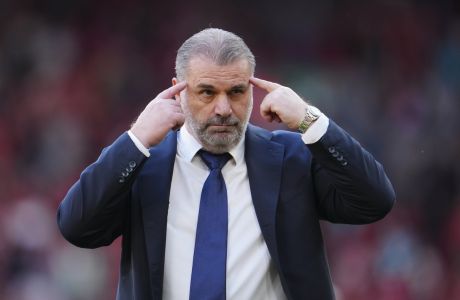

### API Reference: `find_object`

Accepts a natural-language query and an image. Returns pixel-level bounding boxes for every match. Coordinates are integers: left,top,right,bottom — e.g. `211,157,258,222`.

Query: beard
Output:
184,104,252,154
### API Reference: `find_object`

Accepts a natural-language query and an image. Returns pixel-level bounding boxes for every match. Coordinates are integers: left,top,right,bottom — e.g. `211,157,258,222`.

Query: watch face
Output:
306,107,320,122
298,106,321,133
308,106,321,119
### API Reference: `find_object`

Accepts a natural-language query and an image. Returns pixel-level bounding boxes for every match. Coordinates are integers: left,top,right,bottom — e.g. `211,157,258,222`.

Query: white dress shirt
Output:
127,110,328,300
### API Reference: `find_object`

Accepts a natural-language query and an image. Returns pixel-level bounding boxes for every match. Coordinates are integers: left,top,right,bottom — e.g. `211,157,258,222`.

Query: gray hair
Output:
175,28,256,80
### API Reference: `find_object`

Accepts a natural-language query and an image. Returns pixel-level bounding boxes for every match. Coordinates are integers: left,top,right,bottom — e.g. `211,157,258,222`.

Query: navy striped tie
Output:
189,150,231,300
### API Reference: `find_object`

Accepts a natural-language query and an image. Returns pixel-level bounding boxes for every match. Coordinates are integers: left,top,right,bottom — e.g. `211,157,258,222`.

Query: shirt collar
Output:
177,125,245,166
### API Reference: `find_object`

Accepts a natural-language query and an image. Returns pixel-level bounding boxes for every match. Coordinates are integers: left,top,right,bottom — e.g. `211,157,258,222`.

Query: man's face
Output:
178,57,253,153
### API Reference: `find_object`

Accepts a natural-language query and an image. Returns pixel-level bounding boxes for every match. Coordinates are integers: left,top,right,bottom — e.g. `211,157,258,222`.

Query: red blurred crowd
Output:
0,1,459,299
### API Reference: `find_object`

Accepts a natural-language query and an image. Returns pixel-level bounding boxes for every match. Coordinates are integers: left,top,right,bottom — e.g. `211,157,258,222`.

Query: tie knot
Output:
199,150,231,170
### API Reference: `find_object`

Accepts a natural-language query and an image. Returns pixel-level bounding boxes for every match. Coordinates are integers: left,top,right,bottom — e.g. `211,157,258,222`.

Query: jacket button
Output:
119,177,125,183
337,155,344,161
129,161,137,168
341,161,348,166
121,171,129,177
332,152,339,158
328,147,335,153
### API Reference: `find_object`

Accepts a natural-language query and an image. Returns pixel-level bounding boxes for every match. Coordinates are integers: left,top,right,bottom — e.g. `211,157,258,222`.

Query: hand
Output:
131,81,187,147
250,77,309,130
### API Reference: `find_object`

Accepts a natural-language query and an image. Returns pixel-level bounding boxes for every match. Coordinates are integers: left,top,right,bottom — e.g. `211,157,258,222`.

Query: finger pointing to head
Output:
249,77,281,92
158,81,187,99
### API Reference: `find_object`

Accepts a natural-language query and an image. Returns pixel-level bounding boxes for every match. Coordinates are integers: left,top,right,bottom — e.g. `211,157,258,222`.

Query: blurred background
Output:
1,0,459,299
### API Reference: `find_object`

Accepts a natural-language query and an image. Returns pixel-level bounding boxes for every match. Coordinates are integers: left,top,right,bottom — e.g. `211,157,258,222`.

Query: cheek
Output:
231,97,252,119
186,97,213,119
183,93,201,112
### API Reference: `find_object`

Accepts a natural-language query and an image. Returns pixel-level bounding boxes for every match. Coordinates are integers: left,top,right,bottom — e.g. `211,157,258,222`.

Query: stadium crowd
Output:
0,1,459,299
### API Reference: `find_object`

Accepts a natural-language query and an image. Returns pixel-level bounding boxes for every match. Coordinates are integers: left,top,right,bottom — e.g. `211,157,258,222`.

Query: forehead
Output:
186,57,251,88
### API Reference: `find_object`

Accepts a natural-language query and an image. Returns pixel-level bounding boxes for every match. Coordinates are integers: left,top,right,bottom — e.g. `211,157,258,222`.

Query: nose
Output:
214,94,232,117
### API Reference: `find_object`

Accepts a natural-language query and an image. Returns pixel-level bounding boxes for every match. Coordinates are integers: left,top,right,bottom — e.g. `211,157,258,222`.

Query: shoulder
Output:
147,130,178,156
247,124,304,148
246,124,310,166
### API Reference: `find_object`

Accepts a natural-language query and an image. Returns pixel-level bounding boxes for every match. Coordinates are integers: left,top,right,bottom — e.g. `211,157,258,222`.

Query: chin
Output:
201,132,240,154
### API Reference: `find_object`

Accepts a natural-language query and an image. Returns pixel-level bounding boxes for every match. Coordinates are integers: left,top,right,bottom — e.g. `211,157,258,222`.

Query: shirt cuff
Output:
127,130,151,157
301,109,329,144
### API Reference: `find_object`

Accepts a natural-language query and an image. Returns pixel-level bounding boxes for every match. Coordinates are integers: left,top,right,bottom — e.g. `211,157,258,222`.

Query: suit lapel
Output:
245,124,285,270
137,130,177,297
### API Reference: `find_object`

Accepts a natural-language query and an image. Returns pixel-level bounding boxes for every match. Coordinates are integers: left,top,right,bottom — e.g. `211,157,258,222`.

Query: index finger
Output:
249,77,281,92
158,81,187,99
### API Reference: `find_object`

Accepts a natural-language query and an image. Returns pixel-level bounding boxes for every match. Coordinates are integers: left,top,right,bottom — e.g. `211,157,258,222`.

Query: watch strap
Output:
298,106,320,133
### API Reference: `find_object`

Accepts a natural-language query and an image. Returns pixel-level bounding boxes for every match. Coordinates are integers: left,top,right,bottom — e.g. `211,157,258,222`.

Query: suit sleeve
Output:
57,132,147,248
307,120,396,224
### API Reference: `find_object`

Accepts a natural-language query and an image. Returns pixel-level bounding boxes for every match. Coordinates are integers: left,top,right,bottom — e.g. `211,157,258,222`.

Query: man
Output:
57,28,395,300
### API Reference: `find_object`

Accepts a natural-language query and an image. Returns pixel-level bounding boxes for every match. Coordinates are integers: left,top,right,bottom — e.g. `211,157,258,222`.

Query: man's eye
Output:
201,90,214,96
230,89,244,95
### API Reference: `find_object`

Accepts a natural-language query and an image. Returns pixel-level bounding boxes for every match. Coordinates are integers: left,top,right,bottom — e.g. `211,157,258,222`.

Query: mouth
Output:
207,125,236,133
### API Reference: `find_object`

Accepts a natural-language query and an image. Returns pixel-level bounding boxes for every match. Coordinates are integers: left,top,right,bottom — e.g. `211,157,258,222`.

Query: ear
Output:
172,77,182,102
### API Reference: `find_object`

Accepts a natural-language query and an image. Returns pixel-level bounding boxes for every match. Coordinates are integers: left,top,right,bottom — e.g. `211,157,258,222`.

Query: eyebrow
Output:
228,84,249,91
196,83,216,90
195,83,249,92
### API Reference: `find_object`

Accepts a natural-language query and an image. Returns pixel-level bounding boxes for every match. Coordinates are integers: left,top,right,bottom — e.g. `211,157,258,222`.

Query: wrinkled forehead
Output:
186,57,252,89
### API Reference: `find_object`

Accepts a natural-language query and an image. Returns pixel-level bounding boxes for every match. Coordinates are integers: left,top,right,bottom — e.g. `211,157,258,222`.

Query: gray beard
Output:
185,114,246,154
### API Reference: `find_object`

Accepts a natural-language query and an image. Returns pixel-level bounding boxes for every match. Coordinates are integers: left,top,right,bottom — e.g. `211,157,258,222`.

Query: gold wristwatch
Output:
298,106,320,134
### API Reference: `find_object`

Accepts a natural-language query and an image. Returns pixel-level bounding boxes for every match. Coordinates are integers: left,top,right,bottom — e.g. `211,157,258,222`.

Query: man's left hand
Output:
250,77,309,130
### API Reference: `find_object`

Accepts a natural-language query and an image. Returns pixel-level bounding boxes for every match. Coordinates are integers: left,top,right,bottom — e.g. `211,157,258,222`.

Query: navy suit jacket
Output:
57,121,395,300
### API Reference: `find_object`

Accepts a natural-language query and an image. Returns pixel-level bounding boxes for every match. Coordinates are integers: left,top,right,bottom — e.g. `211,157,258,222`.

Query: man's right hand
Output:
130,81,187,148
